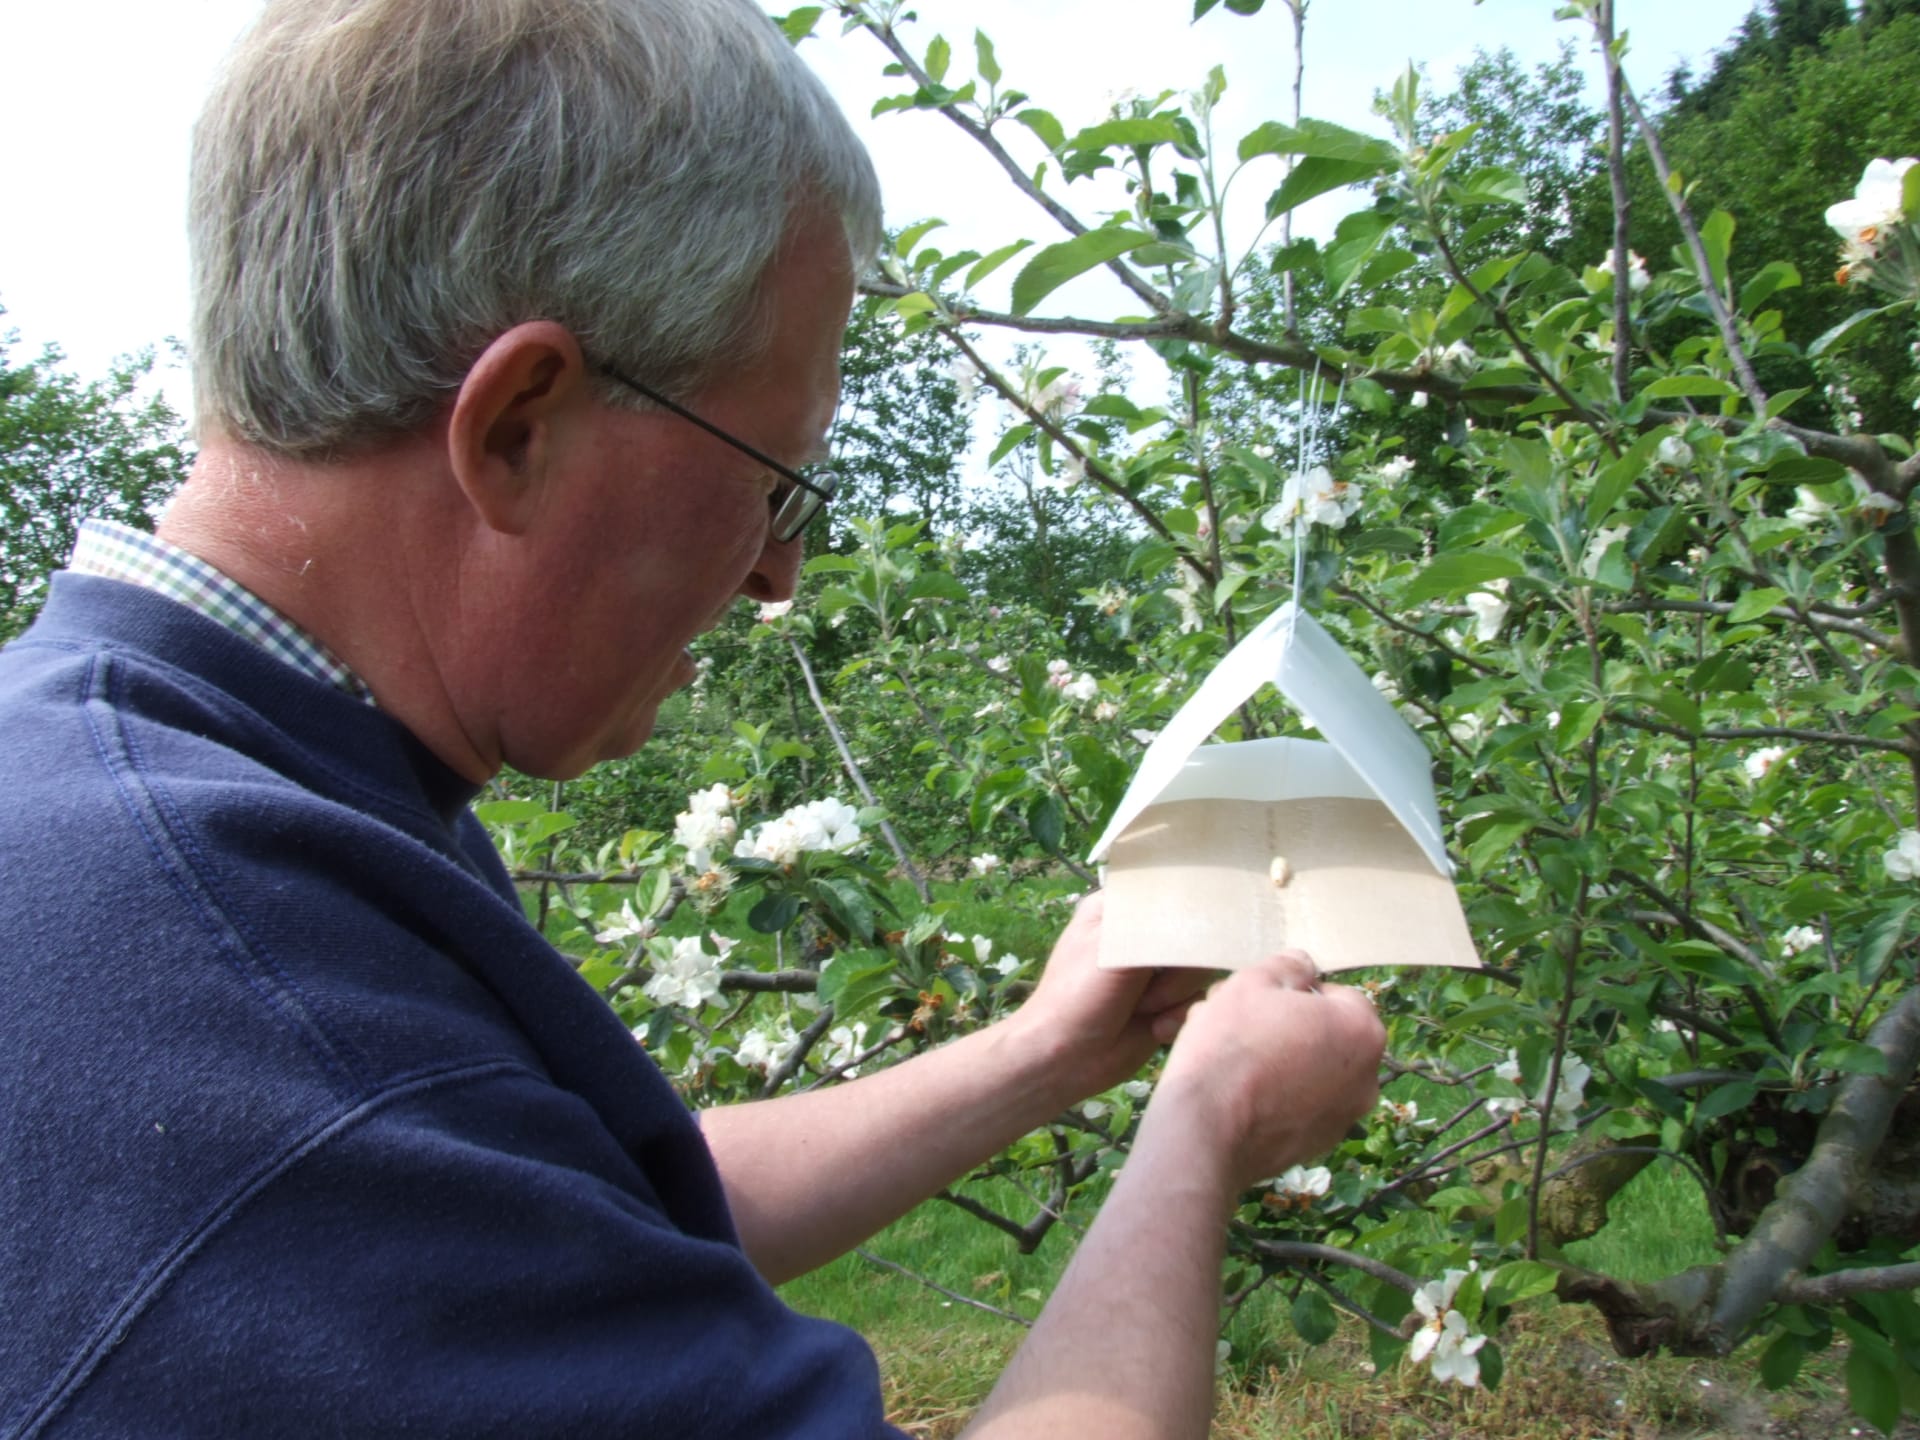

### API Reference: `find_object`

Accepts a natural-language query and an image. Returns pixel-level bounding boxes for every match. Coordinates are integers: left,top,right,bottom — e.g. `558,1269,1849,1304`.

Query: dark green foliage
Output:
0,322,192,640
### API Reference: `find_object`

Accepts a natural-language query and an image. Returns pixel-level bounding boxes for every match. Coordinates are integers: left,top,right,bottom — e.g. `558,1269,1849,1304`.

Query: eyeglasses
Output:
598,365,837,543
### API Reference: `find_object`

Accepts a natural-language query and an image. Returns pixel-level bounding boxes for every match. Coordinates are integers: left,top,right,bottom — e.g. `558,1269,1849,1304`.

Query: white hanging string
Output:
1288,362,1346,611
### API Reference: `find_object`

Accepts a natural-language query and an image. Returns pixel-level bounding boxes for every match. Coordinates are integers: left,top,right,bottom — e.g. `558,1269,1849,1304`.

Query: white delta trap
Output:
1091,601,1481,975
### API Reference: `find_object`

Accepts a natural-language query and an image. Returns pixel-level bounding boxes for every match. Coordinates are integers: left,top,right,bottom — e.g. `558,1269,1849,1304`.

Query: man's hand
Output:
1000,891,1213,1108
1153,950,1385,1192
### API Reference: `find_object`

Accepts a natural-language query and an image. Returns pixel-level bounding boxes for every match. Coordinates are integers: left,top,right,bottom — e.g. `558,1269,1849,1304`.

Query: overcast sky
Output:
0,0,1756,404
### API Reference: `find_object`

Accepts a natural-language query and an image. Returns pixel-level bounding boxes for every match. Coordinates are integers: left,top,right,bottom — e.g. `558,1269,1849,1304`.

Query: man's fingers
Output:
1248,948,1321,991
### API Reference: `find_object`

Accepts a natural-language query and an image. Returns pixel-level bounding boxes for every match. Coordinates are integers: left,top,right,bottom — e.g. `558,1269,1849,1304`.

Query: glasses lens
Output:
771,470,835,543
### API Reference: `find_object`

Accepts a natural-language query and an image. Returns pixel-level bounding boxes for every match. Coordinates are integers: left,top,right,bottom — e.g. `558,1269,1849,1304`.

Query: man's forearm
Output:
958,1091,1237,1439
699,1011,1085,1285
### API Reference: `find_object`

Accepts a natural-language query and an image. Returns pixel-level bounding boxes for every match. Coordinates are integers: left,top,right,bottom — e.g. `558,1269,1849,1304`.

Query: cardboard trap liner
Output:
1090,602,1480,975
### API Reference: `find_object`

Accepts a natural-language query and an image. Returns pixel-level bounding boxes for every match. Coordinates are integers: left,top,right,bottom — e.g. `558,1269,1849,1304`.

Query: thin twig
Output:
853,1247,1033,1327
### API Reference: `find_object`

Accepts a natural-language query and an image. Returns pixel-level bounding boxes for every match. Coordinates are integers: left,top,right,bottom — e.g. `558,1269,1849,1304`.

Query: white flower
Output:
1093,700,1119,722
1885,830,1920,881
1780,925,1822,958
594,900,657,946
736,1020,801,1072
1376,455,1416,482
1409,390,1429,409
685,783,734,818
1046,658,1071,676
1081,1099,1111,1121
643,935,724,1009
734,797,865,865
1371,671,1401,703
1408,1265,1487,1386
1163,584,1204,633
1129,727,1159,745
1827,158,1918,253
951,358,980,408
1486,1051,1589,1126
1745,746,1789,782
1121,1079,1153,1100
1261,464,1362,532
1582,524,1630,578
970,853,1001,877
1464,582,1509,643
1412,1308,1489,1387
986,655,1011,675
971,934,995,968
1656,434,1694,468
1273,1164,1332,1199
1379,1098,1420,1126
673,800,738,873
1859,492,1903,521
1436,340,1476,376
757,600,793,622
1062,672,1099,704
1224,514,1253,543
1448,712,1485,746
974,700,1006,718
1788,486,1836,528
993,953,1024,977
821,1021,871,1077
1596,248,1651,294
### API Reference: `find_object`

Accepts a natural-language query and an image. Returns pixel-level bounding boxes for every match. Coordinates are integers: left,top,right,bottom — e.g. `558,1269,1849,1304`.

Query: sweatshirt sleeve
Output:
52,1062,908,1440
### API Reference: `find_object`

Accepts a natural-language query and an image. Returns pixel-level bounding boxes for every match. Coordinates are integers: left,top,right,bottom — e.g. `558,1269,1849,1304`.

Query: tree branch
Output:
1705,984,1920,1348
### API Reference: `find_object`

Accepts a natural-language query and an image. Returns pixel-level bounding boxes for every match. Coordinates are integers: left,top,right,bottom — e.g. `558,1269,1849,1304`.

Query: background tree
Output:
0,321,190,639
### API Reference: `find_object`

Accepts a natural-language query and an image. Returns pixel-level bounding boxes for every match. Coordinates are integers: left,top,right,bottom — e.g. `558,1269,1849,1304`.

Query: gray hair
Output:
189,0,882,456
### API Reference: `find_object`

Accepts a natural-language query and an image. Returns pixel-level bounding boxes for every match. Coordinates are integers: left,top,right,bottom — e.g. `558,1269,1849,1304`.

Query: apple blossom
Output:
986,655,1011,675
1062,672,1099,704
1827,157,1917,278
1093,700,1119,722
1464,584,1509,643
1261,465,1362,531
594,900,657,946
1656,434,1693,468
1376,455,1416,482
1780,924,1822,958
1885,830,1920,882
969,853,1001,877
643,936,724,1009
757,600,793,622
1745,746,1789,782
1272,1164,1332,1202
1595,248,1650,293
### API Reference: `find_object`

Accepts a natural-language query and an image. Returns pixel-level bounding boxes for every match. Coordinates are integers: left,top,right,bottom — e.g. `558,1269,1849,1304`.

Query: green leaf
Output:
973,29,1000,85
1764,454,1848,486
1727,588,1787,624
965,239,1032,290
1016,108,1066,154
815,878,877,944
1066,118,1185,153
1759,1331,1807,1391
1740,261,1801,314
1456,165,1526,205
1846,1344,1901,1436
1555,701,1604,753
1324,211,1392,296
1639,375,1737,400
1695,1080,1757,1121
1265,157,1383,218
1404,552,1525,604
1810,303,1905,358
1026,792,1066,855
748,892,804,934
923,34,951,83
1291,1288,1338,1345
1587,432,1661,525
1821,1041,1891,1078
1699,209,1735,294
1855,901,1914,987
475,799,550,826
1237,118,1397,167
892,291,936,320
1010,228,1157,315
1468,819,1532,877
987,424,1033,466
1489,1260,1560,1305
894,218,946,258
906,572,969,603
776,6,822,43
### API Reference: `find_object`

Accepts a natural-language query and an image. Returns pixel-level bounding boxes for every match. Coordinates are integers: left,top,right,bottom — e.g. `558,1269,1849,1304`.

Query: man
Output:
0,1,1385,1435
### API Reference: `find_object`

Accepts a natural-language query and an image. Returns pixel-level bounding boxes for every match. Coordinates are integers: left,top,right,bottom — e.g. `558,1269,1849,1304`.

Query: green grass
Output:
779,1143,1894,1439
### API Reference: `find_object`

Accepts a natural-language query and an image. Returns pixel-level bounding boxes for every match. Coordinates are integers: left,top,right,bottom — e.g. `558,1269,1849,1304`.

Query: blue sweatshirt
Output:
0,574,901,1438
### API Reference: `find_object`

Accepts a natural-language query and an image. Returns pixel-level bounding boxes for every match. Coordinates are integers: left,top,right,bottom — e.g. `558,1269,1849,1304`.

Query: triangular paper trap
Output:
1091,602,1480,974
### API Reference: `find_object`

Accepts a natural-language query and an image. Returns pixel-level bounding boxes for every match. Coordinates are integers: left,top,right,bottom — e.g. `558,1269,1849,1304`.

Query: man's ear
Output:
445,321,592,536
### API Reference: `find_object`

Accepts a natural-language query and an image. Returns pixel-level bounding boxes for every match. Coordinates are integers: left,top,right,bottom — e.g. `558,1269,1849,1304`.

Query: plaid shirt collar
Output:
66,519,376,705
